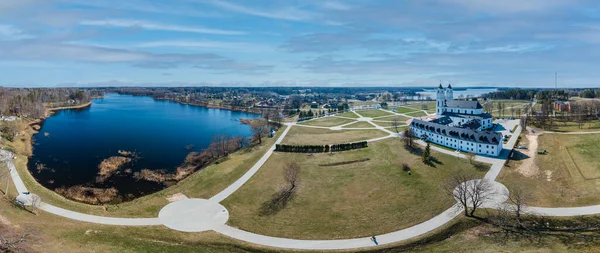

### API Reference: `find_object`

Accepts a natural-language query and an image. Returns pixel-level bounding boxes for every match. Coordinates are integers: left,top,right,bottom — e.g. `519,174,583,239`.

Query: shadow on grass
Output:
473,162,489,172
425,156,444,168
258,189,295,216
510,150,530,161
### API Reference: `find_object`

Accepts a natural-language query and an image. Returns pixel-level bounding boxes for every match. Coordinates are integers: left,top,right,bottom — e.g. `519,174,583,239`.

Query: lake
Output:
416,88,498,99
28,94,260,201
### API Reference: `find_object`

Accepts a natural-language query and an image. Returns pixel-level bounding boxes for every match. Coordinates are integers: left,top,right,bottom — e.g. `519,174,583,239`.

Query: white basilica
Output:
410,84,503,157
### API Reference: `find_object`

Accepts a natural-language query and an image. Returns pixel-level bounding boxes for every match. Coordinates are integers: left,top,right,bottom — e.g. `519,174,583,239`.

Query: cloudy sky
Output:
1,0,599,87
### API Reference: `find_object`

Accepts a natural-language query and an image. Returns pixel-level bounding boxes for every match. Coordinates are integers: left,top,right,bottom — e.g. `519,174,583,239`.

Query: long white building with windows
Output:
410,84,503,157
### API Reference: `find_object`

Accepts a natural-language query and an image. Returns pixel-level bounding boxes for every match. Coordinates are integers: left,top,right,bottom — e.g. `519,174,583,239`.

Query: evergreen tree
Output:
422,143,431,163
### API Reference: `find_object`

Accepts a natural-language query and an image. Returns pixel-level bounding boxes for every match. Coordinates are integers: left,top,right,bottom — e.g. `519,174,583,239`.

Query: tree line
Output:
0,88,100,118
275,141,368,153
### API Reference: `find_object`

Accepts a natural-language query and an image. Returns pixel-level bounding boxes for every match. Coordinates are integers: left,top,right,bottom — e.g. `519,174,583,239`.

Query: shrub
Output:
402,163,411,172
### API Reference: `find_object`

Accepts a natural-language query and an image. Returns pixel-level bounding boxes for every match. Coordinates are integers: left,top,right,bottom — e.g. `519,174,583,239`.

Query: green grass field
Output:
544,120,600,132
282,127,388,145
297,117,356,127
372,115,411,121
343,121,376,128
336,111,360,118
355,110,394,118
406,111,428,117
405,103,436,113
498,133,600,207
223,138,486,239
392,106,419,114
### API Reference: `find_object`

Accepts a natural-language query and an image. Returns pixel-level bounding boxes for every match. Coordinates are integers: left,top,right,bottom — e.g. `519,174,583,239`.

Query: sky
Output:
1,0,600,88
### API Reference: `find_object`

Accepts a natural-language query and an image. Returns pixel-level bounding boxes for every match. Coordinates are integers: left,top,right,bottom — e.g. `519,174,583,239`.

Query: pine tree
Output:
422,143,431,163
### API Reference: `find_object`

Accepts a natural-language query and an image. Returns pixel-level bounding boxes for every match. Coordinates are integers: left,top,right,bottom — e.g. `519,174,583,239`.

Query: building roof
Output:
448,84,452,89
431,116,453,125
460,120,482,130
410,119,501,145
441,111,493,119
438,83,443,89
445,100,482,109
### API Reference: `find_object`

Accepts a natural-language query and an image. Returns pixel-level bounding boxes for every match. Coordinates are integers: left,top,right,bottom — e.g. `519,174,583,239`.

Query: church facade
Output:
410,84,503,157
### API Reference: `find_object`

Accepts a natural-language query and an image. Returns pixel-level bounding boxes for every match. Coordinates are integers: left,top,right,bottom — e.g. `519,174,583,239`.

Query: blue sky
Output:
1,0,600,87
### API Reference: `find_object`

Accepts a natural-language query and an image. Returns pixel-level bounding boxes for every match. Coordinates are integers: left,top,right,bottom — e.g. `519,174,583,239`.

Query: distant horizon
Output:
0,84,595,89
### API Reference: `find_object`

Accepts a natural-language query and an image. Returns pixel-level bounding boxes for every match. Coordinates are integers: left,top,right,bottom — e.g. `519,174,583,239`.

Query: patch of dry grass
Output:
297,117,356,127
498,133,600,207
282,127,388,145
223,138,485,239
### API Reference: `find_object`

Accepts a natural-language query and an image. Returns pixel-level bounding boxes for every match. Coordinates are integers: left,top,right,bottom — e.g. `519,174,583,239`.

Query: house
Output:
554,101,570,112
410,84,502,157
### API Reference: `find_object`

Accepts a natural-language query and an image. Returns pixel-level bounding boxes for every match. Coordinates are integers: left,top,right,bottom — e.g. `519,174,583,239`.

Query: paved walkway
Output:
210,124,292,203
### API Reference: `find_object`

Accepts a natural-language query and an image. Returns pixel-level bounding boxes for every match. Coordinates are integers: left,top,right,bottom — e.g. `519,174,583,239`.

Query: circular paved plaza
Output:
158,198,229,232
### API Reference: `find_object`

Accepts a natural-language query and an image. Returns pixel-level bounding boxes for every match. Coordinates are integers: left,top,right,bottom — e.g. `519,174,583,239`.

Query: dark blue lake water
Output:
28,94,259,199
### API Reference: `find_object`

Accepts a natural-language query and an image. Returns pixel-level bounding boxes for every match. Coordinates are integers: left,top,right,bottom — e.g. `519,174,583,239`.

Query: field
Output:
392,106,419,114
405,102,436,113
222,138,486,239
498,133,600,207
355,110,394,118
336,111,360,118
406,111,428,117
281,127,388,145
545,120,600,132
373,114,411,121
343,121,376,128
296,117,355,127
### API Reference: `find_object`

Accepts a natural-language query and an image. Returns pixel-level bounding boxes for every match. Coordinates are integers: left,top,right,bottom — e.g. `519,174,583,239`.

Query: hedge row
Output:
275,141,368,153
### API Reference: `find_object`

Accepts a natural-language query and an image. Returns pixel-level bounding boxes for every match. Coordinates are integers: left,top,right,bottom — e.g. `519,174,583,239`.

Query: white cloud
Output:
440,0,577,13
0,25,33,41
208,0,314,21
80,19,245,35
137,40,257,51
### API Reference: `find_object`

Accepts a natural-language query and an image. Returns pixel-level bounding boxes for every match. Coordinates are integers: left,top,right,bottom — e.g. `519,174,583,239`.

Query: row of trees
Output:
275,141,368,153
0,88,97,118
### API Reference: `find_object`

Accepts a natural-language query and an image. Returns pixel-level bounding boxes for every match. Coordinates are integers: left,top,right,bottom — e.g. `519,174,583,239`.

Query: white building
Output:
410,84,502,157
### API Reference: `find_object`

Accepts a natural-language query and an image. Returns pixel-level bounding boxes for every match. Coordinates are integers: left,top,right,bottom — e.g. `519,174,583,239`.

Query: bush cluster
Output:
275,141,368,153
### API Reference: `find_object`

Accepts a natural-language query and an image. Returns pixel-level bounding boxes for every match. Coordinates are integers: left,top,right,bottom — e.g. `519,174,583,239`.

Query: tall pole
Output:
555,72,557,89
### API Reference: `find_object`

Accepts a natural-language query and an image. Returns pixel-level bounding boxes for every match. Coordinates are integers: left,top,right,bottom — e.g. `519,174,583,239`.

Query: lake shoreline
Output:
152,97,265,114
24,94,261,205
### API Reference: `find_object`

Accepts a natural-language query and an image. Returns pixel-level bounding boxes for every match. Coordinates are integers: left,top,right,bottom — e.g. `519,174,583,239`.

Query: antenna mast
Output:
555,72,557,89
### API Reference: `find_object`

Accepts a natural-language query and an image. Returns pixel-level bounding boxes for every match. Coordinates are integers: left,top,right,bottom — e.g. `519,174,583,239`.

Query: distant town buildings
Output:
410,84,502,157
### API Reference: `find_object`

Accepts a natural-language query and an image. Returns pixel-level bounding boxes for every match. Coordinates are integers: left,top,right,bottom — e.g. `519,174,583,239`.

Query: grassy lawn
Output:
355,110,394,118
336,112,360,118
282,127,388,145
498,133,600,207
406,102,436,113
5,119,288,218
371,121,409,130
392,106,419,114
372,115,411,121
342,121,376,128
406,111,428,117
544,120,600,132
223,138,486,239
296,117,356,127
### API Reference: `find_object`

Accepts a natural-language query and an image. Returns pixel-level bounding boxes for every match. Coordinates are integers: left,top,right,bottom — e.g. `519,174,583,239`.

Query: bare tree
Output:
467,153,476,165
403,129,414,148
506,186,531,227
259,162,301,216
391,118,402,134
284,162,301,192
31,194,41,214
250,118,270,144
444,172,493,217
